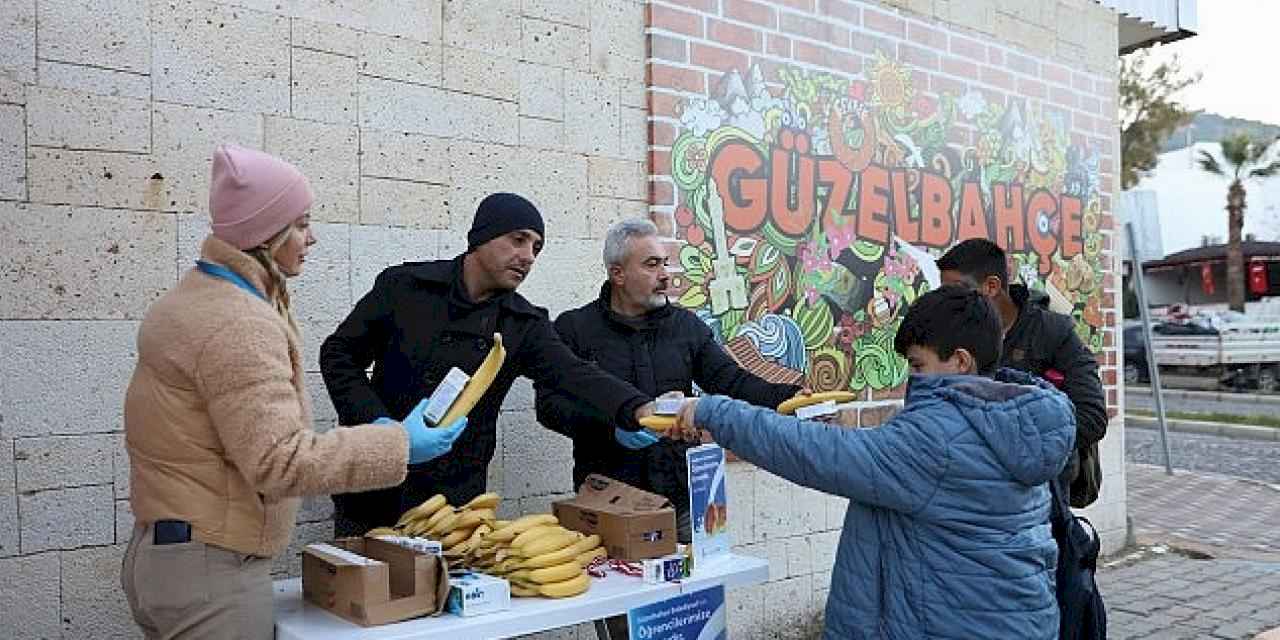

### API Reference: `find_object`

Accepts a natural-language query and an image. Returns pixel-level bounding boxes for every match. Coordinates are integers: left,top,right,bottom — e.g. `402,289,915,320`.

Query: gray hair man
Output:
535,218,802,540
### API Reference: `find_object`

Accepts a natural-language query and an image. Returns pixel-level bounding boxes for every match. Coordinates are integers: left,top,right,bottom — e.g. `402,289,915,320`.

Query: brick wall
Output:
0,1,645,638
644,0,1123,634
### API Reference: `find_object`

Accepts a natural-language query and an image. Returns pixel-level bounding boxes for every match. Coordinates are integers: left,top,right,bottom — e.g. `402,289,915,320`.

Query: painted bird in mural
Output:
892,236,941,290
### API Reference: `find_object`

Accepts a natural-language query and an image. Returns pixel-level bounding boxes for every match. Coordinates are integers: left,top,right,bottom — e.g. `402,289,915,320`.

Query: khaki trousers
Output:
121,523,274,640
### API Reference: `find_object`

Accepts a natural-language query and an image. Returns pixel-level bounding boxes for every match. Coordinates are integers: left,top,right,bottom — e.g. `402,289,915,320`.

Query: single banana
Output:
462,492,501,511
537,572,591,598
403,518,433,538
433,333,506,427
525,561,584,585
638,415,676,431
518,530,578,558
575,547,607,566
510,583,540,598
396,494,448,527
440,526,474,548
422,505,456,531
519,534,601,569
776,391,858,415
428,510,462,537
365,526,400,537
454,508,496,531
488,514,559,542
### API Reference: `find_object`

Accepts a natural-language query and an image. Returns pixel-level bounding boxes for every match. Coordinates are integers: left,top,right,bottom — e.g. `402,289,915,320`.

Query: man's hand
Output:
671,398,702,442
634,401,656,422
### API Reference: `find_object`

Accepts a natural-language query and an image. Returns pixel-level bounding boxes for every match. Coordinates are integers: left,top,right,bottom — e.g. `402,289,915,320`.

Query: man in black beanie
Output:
321,193,659,536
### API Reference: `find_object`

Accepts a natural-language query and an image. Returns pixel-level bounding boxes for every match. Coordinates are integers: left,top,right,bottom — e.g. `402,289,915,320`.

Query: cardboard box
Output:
446,572,511,617
302,536,450,627
553,474,677,561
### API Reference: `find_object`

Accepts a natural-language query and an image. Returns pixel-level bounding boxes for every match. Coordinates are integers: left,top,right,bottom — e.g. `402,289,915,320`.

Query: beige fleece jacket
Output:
124,235,409,557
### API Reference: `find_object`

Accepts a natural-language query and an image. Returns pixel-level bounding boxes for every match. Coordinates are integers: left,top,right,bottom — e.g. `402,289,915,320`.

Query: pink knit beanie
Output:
208,144,314,250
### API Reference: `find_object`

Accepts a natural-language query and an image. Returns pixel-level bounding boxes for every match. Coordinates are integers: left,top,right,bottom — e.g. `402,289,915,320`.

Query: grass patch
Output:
1126,408,1280,429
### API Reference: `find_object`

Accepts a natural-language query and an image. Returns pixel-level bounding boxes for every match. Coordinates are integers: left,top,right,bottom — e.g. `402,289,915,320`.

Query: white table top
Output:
273,553,768,640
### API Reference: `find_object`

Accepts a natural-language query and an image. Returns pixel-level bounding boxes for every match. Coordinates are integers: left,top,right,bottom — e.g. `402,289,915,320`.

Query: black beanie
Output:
467,192,545,250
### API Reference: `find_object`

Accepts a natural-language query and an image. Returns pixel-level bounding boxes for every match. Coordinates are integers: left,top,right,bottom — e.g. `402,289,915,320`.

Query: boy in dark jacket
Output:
938,238,1107,507
671,286,1075,639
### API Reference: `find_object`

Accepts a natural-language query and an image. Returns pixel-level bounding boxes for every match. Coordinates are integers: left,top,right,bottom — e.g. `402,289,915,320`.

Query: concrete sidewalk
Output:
1102,463,1280,639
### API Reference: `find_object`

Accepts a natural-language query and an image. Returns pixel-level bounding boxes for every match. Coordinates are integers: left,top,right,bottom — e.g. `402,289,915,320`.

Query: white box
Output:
446,572,511,617
424,367,470,425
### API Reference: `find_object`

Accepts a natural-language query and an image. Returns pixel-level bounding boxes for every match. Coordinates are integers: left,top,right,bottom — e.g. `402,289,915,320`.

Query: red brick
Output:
828,49,862,75
1104,310,1116,325
872,385,907,401
859,404,900,427
677,0,719,11
1070,132,1086,148
931,72,965,97
909,70,928,93
780,12,848,47
691,42,750,74
981,66,1014,91
907,22,946,49
1095,78,1115,96
650,33,689,63
773,0,816,11
651,179,674,206
723,0,777,28
766,33,792,58
951,35,985,62
1107,388,1117,405
1101,368,1116,386
1043,62,1071,86
1102,234,1112,251
649,149,672,175
1017,76,1047,99
794,40,830,67
1072,72,1092,91
649,91,682,118
648,63,705,93
850,31,893,57
1106,351,1116,366
898,42,939,70
863,7,905,37
940,55,979,79
1080,95,1102,115
1107,406,1117,419
819,0,861,24
1006,51,1039,76
1103,292,1115,308
652,121,677,147
1103,330,1114,348
1100,212,1114,229
987,47,1004,65
647,4,705,38
1051,85,1077,109
707,18,762,52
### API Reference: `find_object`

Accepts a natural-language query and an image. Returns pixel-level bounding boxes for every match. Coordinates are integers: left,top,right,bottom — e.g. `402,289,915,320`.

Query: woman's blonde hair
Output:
246,225,300,337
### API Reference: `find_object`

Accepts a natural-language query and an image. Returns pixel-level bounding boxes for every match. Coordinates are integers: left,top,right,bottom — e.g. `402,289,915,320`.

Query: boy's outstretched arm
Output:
675,395,949,513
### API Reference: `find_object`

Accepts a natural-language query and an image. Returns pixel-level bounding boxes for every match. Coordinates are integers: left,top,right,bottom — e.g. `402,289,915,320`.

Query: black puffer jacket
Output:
320,258,650,530
535,283,800,506
1001,285,1108,507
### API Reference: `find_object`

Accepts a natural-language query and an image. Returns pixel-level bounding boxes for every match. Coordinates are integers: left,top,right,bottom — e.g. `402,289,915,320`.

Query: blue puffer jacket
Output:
694,369,1075,639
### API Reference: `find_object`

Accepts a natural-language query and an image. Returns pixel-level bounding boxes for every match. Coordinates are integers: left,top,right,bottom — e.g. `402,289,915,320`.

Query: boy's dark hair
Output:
893,285,1003,375
936,238,1009,289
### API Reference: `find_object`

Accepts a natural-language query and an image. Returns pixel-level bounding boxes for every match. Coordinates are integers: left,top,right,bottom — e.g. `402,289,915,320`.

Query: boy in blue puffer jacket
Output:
671,285,1075,639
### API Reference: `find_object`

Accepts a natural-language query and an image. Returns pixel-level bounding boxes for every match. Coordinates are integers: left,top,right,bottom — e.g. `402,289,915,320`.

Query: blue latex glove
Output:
614,426,659,450
382,399,469,464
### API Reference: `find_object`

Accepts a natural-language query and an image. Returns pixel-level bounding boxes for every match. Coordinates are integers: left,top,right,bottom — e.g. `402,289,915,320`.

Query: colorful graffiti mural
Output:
667,54,1107,393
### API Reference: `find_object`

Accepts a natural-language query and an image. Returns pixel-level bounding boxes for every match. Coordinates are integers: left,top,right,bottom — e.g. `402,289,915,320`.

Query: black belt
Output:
153,519,192,545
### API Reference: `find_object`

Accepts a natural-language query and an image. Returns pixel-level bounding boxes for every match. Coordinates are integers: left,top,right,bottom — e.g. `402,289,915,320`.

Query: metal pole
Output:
1126,222,1175,474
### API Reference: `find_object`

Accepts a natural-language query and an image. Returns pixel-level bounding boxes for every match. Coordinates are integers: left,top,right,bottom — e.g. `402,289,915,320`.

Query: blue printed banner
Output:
686,444,731,568
628,585,727,640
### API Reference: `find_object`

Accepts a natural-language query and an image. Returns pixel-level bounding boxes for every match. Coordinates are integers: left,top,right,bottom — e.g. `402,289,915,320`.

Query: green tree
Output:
1196,134,1280,311
1120,51,1200,189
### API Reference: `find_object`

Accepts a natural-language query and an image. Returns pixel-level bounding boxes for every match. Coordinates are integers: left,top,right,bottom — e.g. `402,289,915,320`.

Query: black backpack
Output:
1049,478,1107,639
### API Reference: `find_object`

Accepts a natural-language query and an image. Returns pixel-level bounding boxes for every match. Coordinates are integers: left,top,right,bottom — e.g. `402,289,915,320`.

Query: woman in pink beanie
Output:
120,144,467,639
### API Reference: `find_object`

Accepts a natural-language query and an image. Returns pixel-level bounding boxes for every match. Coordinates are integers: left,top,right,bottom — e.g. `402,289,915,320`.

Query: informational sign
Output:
686,444,730,569
627,585,726,640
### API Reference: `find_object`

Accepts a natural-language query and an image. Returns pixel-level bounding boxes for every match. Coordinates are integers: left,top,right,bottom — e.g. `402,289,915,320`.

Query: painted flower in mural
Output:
848,81,868,103
868,51,914,117
911,95,936,119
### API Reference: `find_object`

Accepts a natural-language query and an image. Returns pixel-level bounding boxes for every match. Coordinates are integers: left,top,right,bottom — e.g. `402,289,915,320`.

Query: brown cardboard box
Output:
302,536,450,627
553,474,677,561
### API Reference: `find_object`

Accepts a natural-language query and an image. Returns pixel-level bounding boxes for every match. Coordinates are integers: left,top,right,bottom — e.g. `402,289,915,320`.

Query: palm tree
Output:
1196,134,1280,312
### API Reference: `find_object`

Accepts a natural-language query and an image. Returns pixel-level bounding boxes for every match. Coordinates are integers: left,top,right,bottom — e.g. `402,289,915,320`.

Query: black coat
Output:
1001,285,1108,506
320,258,650,529
535,283,800,506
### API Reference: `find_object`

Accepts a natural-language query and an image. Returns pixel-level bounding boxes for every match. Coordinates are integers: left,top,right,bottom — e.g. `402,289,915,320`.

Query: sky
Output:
1136,1,1280,254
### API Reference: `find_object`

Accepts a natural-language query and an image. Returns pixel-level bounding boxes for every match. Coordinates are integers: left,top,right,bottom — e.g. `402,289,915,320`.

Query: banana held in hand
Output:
776,391,858,415
433,333,506,427
638,415,676,431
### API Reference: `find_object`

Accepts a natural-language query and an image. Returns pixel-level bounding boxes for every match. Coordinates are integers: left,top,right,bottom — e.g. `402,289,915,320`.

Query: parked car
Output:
1123,322,1149,384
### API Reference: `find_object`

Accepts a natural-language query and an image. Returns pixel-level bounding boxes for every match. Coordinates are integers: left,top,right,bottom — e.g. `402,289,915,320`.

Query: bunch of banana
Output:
465,516,606,598
370,492,502,559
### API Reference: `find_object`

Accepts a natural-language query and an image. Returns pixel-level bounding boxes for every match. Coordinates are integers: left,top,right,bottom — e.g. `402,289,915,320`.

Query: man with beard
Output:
535,218,801,540
321,194,658,536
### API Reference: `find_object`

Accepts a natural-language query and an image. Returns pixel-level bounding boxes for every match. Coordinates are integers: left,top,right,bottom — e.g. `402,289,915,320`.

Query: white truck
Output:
1141,318,1280,391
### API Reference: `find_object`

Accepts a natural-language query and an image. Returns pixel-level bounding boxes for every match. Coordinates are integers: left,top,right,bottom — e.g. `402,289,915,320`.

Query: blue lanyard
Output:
195,261,267,302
